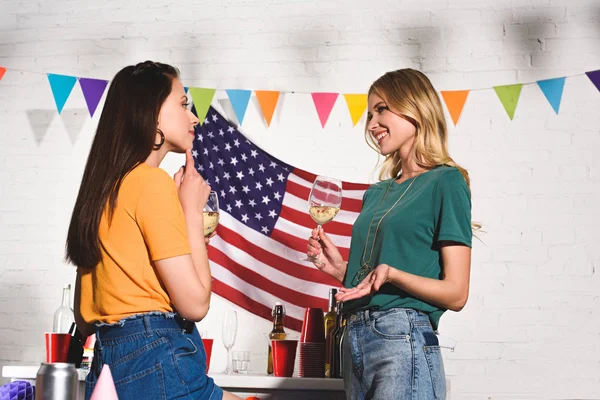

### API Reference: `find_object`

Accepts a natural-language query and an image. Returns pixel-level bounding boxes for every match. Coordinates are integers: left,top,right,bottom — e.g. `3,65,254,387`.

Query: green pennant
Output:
493,84,523,120
188,88,216,125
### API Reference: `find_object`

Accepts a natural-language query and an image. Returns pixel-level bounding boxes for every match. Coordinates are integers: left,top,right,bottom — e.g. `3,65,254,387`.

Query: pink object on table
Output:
84,334,96,350
90,365,118,400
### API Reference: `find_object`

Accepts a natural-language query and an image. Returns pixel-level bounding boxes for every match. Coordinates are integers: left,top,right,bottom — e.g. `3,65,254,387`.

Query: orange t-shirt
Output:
79,163,191,324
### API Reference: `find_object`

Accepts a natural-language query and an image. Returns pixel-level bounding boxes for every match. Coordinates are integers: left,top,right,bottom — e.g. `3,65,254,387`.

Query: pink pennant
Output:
311,92,339,128
90,364,118,400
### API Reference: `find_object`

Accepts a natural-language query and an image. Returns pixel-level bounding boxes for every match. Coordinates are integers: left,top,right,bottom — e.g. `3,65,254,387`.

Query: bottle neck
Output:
273,315,284,330
328,299,336,313
328,289,338,312
61,287,70,308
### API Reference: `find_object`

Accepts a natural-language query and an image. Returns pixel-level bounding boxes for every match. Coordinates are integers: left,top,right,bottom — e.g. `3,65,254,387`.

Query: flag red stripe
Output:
270,228,350,260
212,279,303,331
209,248,329,308
213,224,339,286
291,168,371,191
286,180,364,213
279,205,353,236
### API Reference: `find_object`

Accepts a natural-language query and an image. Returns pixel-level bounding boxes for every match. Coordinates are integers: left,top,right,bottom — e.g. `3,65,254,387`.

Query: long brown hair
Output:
65,61,179,269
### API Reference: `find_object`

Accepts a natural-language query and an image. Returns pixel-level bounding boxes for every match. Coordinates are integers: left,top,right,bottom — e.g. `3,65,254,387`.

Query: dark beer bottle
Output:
267,302,286,375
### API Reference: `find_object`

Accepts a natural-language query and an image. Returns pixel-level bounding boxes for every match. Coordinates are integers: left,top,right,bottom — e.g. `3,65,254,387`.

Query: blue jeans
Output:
85,313,223,400
343,308,446,400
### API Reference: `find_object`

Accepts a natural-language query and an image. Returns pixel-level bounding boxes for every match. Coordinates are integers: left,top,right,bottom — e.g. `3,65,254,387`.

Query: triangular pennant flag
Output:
47,73,77,114
586,70,600,93
0,67,6,81
90,365,118,400
188,88,216,125
441,90,470,126
26,110,56,145
536,77,565,114
78,78,108,117
493,84,523,120
226,89,252,125
255,90,280,127
61,109,88,144
343,94,368,126
311,92,339,128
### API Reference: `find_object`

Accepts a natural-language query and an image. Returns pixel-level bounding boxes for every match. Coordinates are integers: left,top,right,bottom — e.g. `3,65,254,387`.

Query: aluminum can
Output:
35,362,78,400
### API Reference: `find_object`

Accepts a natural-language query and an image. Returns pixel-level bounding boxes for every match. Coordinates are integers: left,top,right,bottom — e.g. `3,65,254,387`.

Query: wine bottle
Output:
324,288,337,378
53,284,74,334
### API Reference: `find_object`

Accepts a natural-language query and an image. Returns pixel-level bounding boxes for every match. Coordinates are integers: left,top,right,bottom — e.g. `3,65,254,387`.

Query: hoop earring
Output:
154,129,165,150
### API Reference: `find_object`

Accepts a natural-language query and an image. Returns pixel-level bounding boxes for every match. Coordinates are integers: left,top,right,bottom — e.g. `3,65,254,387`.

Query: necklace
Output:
353,172,423,286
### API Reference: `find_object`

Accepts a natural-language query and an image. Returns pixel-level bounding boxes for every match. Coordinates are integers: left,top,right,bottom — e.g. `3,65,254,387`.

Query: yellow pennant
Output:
343,94,368,127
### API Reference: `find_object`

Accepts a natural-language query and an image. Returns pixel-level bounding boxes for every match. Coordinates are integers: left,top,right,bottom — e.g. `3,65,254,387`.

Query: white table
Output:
2,366,345,399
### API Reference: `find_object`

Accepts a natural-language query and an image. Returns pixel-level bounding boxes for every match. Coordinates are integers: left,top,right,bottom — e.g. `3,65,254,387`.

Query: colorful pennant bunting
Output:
441,90,470,126
47,73,77,114
311,92,339,128
188,88,216,125
494,84,523,120
343,94,368,127
536,77,565,114
586,69,600,93
1,67,596,127
255,90,280,127
78,78,108,117
226,89,252,125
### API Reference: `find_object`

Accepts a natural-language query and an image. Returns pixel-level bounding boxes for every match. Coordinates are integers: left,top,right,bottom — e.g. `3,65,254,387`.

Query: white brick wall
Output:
1,0,599,398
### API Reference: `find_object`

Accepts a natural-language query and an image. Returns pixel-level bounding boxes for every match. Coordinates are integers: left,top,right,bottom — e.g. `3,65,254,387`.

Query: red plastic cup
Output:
300,308,325,343
202,338,214,373
272,339,298,377
45,333,71,363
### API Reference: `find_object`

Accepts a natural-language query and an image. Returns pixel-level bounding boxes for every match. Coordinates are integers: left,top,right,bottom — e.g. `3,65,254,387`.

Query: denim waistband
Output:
96,312,193,341
345,308,430,327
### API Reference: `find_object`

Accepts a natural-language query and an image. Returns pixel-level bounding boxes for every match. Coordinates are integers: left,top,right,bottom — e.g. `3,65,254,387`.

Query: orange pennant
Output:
0,67,6,81
441,90,470,126
255,90,280,127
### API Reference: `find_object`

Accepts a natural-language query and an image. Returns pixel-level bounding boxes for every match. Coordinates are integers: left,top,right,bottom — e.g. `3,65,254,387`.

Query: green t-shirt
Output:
343,165,472,330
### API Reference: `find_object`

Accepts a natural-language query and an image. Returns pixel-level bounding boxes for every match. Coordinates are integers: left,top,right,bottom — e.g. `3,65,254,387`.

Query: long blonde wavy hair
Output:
366,69,470,187
365,68,480,229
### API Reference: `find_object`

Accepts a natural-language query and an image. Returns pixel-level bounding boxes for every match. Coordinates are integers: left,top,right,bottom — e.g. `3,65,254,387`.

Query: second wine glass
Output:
203,191,220,237
304,176,343,264
222,310,237,374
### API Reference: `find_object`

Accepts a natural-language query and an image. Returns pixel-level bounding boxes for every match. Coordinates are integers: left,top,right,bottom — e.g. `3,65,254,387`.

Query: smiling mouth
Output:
374,131,388,144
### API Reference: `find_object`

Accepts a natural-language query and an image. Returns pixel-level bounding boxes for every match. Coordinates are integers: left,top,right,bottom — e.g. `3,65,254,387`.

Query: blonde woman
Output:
306,69,474,400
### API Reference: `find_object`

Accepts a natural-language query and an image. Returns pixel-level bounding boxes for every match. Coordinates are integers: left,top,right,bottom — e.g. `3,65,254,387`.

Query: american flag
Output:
192,106,370,331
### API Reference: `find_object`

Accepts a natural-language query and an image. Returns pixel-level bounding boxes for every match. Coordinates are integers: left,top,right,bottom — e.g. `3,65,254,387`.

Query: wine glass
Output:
303,176,343,264
203,191,219,237
222,310,237,374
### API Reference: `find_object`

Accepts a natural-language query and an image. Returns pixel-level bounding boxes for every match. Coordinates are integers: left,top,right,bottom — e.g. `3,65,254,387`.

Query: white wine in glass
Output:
203,191,219,237
304,176,343,264
309,205,340,225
